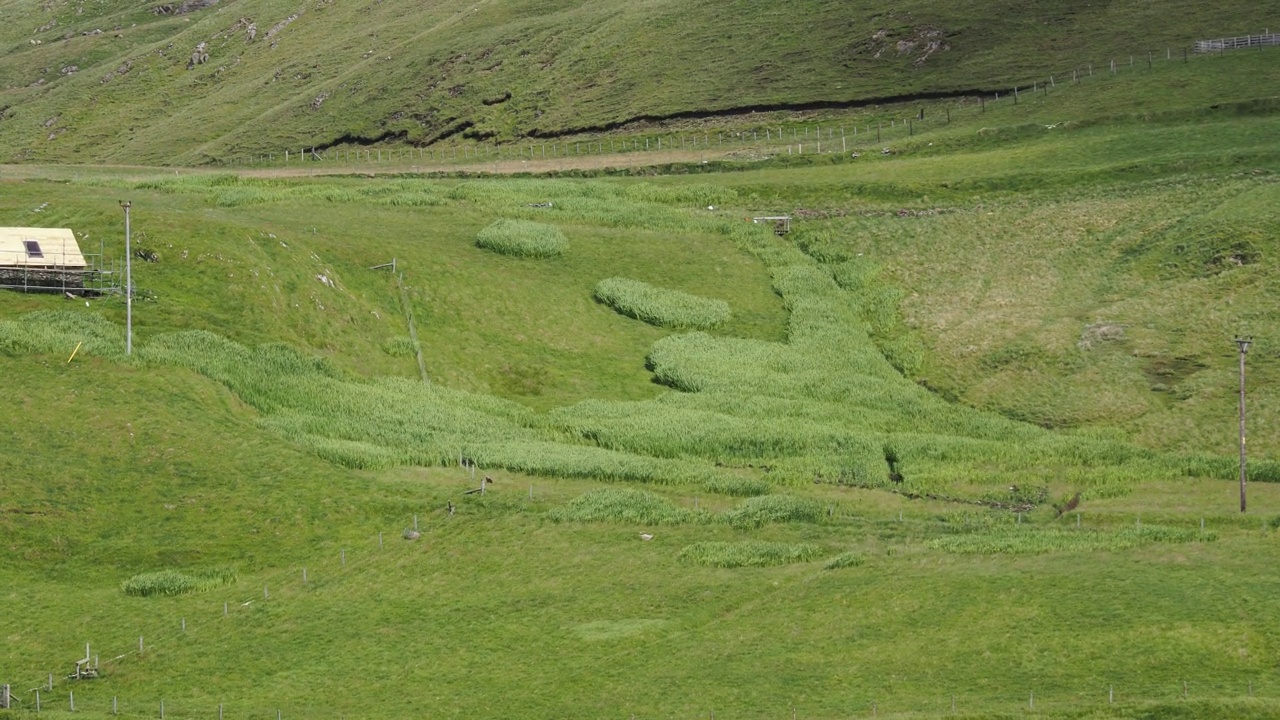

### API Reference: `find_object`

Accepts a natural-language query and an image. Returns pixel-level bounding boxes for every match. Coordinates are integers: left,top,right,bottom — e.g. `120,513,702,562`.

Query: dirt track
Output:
1,147,763,182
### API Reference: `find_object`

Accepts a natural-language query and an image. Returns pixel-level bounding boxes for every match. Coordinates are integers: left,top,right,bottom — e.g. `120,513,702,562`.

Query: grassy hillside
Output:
3,30,1280,720
0,0,1277,163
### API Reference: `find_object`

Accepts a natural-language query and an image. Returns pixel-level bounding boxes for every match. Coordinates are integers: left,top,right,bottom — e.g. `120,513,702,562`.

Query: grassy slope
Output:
667,108,1280,457
3,39,1280,720
5,363,1280,718
0,175,786,409
0,0,1277,163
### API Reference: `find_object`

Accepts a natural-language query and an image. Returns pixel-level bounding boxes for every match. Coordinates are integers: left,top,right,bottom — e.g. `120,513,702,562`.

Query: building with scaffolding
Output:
0,227,98,295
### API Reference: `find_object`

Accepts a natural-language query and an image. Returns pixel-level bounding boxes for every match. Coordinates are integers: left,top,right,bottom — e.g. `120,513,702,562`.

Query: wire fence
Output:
212,37,1278,171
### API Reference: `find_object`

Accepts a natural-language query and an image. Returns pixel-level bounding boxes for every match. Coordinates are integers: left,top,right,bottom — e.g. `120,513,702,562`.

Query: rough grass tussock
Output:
475,219,567,258
722,494,824,529
549,488,708,525
594,277,731,329
677,541,823,568
121,567,238,597
927,525,1217,555
823,552,865,570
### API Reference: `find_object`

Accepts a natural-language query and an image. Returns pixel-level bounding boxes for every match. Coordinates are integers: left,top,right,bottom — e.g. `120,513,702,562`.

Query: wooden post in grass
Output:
341,549,346,566
264,584,269,599
1,684,9,709
181,617,186,632
113,696,118,714
302,568,307,584
1236,337,1252,512
379,532,384,549
219,704,223,720
35,689,39,712
69,691,73,712
139,636,143,655
1109,686,1113,704
224,602,228,617
1029,691,1033,710
161,700,165,719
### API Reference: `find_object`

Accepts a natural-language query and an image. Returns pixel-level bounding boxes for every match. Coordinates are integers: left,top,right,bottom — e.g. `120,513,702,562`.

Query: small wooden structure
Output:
69,643,99,681
752,216,792,235
0,227,88,294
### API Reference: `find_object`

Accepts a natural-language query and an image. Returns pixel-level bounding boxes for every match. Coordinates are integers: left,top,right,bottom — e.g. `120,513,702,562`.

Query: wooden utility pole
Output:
121,201,132,355
1236,337,1252,512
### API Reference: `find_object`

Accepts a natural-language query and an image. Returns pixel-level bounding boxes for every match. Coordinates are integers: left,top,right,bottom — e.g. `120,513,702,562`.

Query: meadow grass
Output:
677,541,823,568
474,218,568,258
593,276,731,330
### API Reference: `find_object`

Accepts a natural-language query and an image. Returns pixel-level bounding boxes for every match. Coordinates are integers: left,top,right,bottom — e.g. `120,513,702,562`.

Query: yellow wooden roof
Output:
0,227,87,268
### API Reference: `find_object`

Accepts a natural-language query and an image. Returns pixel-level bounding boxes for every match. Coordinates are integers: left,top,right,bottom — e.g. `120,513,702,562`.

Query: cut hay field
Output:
3,45,1280,720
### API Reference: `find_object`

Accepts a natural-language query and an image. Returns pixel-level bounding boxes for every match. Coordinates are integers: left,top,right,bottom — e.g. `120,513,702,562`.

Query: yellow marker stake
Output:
67,341,83,364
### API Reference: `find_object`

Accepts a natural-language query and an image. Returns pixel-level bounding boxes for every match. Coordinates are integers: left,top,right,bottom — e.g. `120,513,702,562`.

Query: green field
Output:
4,11,1280,720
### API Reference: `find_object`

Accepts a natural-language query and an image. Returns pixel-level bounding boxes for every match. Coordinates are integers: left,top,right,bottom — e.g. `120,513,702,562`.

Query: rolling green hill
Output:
0,0,1277,164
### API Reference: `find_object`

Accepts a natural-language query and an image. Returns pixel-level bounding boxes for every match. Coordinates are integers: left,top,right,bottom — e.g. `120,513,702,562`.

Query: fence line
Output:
1195,33,1279,52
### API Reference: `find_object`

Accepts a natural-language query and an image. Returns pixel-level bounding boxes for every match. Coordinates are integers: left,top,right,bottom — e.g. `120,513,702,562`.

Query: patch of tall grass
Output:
121,567,237,597
549,488,708,525
927,524,1216,555
722,495,824,529
475,219,567,258
677,541,822,568
823,552,865,570
593,277,730,330
704,476,770,497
